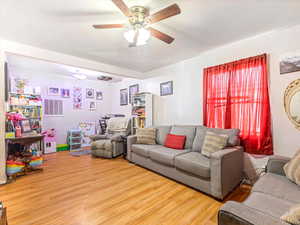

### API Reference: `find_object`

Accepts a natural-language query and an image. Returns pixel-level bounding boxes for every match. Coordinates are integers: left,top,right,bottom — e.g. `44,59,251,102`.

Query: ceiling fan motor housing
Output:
129,6,149,28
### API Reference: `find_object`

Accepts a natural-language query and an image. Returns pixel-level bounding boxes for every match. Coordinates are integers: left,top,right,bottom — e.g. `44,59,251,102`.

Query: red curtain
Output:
203,54,273,155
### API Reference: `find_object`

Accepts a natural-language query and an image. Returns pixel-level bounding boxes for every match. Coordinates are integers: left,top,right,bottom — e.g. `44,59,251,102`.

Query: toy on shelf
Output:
42,129,57,154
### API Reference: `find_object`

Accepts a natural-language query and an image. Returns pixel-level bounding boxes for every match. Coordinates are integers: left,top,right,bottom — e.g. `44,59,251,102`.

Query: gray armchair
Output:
90,118,131,158
219,155,296,225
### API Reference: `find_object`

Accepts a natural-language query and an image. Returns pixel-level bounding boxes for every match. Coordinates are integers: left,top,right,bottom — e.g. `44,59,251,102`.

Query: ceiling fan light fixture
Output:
124,27,150,46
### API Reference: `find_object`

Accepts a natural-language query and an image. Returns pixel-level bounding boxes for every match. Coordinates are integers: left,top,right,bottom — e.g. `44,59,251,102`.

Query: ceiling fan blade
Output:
148,27,174,44
93,24,125,29
150,4,181,24
112,0,131,17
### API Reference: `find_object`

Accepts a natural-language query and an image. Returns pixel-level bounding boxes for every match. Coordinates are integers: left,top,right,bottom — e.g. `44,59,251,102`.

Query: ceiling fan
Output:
93,0,181,47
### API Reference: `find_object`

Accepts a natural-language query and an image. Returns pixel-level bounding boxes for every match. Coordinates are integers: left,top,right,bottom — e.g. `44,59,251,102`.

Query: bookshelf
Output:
7,93,43,133
131,92,153,134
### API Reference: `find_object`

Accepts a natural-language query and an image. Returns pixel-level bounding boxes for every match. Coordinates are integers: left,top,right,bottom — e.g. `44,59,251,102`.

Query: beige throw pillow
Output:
202,131,228,157
281,204,300,225
284,149,300,186
136,128,156,145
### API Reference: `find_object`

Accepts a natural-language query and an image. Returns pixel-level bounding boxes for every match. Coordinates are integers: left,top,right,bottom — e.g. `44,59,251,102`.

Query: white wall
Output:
10,70,113,144
111,25,300,177
111,78,144,116
140,24,300,159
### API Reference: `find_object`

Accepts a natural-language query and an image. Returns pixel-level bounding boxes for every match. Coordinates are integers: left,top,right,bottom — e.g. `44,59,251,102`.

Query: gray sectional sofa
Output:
219,155,300,225
127,125,244,200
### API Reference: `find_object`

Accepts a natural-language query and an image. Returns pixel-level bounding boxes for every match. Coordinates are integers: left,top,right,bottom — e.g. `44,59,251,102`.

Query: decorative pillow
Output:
136,128,156,145
284,149,300,185
201,131,228,157
164,134,186,150
281,204,300,225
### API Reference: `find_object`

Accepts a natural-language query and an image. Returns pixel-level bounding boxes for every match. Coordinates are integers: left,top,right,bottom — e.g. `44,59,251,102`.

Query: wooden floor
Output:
0,152,250,225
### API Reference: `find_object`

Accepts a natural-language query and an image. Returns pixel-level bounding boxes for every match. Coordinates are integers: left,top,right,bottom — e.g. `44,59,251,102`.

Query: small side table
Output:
6,134,45,180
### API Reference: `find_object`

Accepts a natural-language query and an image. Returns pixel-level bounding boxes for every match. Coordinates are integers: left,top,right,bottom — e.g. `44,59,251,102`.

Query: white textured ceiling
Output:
2,0,300,75
7,54,123,82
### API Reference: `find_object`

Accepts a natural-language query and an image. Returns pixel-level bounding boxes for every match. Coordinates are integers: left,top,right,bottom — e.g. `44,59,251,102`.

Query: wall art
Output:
120,88,128,106
129,84,139,103
280,52,300,74
73,87,82,109
96,91,103,100
160,81,173,96
61,88,70,98
86,88,95,99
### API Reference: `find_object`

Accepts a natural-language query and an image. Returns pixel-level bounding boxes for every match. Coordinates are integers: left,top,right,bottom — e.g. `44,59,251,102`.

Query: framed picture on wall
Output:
160,81,173,96
129,84,139,104
96,91,103,100
86,88,95,99
89,101,96,111
120,88,128,106
48,87,60,96
73,87,83,110
280,52,300,74
61,88,70,98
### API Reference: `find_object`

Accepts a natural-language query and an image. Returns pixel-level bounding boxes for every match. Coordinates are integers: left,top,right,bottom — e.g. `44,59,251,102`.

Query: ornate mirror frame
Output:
284,79,300,130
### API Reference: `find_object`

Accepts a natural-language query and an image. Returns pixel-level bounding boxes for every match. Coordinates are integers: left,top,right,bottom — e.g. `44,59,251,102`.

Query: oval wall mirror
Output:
284,79,300,130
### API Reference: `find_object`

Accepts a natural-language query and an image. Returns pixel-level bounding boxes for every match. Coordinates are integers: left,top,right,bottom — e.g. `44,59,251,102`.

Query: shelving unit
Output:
131,92,153,134
7,93,43,133
67,129,82,151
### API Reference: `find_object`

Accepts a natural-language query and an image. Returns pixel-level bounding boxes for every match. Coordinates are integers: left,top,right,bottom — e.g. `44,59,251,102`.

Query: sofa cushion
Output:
170,126,196,149
136,128,156,145
131,144,161,158
192,126,207,152
153,126,171,145
284,149,300,186
207,127,240,147
164,134,186,150
149,147,190,166
244,192,294,219
201,131,228,157
175,152,210,178
192,126,240,152
252,173,300,203
281,204,300,225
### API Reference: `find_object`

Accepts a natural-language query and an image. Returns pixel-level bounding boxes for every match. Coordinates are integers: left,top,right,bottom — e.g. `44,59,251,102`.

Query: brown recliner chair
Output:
90,117,131,158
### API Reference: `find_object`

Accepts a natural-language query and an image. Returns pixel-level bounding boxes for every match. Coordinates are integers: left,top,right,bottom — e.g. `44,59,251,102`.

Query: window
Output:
203,54,273,155
44,99,63,116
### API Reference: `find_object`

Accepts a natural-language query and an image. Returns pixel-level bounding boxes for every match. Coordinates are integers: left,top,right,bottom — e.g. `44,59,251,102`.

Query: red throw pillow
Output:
164,134,186,150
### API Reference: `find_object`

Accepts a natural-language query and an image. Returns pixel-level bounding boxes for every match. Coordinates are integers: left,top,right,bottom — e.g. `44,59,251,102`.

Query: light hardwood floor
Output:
0,152,250,225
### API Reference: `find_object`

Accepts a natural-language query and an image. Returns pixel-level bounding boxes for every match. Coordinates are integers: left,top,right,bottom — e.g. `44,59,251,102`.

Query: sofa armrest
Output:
210,146,244,199
219,201,286,225
266,155,290,176
90,134,108,141
127,135,137,161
